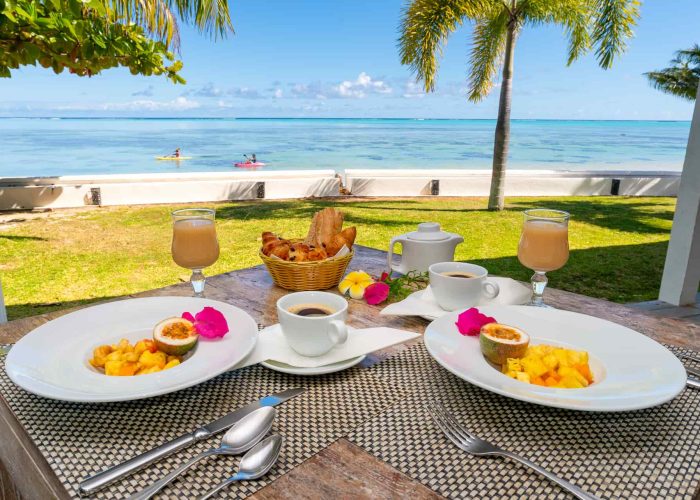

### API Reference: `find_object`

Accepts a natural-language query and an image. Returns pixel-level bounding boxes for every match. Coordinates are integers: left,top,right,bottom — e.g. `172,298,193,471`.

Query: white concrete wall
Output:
0,170,340,210
0,169,683,210
345,169,681,197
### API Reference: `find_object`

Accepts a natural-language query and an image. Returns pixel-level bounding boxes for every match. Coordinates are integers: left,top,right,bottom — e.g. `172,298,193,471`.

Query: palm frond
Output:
467,9,509,102
519,0,592,65
398,0,496,92
103,0,233,48
645,45,700,101
591,0,639,69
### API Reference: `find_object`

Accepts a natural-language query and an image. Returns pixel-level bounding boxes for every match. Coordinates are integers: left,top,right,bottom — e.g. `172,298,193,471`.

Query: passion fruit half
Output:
479,323,529,365
153,317,198,356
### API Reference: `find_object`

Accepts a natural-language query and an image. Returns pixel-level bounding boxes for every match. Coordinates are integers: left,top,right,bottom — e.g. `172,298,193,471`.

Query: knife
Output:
78,387,305,496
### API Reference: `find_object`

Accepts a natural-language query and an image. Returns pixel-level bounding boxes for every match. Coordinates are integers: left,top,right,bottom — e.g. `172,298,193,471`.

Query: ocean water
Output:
0,118,690,177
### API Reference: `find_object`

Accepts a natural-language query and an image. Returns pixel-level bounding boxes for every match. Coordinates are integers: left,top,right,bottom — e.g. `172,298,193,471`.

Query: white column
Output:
0,279,6,324
659,85,700,306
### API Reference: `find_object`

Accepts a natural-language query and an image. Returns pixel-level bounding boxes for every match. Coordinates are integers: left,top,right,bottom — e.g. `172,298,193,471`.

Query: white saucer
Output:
261,355,366,376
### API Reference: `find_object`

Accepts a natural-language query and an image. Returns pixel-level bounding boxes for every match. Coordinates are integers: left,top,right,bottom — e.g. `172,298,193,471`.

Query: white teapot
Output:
387,223,464,274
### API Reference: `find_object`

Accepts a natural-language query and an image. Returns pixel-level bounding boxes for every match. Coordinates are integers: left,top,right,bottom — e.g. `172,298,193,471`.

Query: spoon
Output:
199,434,283,500
129,406,276,500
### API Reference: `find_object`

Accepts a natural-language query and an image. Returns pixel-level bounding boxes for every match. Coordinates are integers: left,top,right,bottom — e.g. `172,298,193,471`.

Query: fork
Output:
428,402,599,500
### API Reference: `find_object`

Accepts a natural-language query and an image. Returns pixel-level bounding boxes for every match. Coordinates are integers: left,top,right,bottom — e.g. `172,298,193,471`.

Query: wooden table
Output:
1,245,699,500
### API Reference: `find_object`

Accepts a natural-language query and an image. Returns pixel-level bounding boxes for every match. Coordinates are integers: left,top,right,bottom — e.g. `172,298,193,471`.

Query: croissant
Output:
269,241,290,260
325,226,357,256
262,232,291,259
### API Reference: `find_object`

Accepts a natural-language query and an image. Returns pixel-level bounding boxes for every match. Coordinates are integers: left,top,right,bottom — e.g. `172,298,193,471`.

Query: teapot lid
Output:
406,222,451,241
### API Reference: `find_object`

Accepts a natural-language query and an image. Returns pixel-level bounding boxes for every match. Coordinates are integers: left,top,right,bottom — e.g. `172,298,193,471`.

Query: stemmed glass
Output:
517,209,570,307
171,208,220,297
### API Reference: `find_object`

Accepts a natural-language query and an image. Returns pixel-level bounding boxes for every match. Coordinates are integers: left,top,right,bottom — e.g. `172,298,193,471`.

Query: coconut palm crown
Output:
399,0,640,210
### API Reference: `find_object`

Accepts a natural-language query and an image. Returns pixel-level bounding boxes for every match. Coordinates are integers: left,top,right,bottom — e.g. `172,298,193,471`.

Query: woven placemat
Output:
349,342,700,500
0,359,407,499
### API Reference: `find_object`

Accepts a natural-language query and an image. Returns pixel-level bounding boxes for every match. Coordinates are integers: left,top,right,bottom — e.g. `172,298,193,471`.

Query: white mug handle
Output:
327,320,348,346
482,280,500,300
387,237,405,274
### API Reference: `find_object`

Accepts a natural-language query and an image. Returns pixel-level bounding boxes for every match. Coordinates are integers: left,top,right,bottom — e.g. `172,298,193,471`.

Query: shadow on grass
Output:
0,234,46,242
508,199,675,235
6,296,123,322
461,240,670,303
215,198,675,235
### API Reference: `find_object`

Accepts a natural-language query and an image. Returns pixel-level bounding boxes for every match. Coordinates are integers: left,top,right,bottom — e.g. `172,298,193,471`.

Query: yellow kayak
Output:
155,156,192,161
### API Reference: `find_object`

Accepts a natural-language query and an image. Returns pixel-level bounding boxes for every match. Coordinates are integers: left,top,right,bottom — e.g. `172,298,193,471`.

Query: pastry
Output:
262,232,291,259
288,242,311,262
325,226,357,256
261,209,356,262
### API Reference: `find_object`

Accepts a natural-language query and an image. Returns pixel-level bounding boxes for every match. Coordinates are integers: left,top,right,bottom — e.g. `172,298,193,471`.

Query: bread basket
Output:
259,246,354,291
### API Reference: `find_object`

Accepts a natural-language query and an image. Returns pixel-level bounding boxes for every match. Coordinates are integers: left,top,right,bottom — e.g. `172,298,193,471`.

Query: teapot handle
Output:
387,237,405,274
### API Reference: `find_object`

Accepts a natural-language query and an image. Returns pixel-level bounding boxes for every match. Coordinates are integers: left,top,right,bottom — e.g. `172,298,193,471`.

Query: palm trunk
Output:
488,21,517,211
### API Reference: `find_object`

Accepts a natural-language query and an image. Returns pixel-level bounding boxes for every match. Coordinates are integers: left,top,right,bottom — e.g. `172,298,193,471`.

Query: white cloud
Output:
273,88,283,99
228,87,261,99
332,72,392,98
403,80,426,99
132,85,155,97
184,82,224,98
55,97,201,112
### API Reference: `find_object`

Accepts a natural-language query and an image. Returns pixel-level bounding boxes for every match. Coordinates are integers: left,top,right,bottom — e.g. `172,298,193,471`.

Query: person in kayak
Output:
173,148,181,158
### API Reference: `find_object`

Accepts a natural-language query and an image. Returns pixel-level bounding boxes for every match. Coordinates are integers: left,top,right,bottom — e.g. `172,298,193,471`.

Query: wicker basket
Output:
259,248,354,291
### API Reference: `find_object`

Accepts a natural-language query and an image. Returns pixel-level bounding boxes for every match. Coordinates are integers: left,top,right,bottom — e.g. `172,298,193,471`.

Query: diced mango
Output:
164,359,181,370
139,350,166,369
520,357,548,378
499,344,593,389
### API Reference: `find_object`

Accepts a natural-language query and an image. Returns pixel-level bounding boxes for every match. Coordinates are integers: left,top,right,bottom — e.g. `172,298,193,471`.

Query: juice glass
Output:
517,209,569,307
171,208,220,297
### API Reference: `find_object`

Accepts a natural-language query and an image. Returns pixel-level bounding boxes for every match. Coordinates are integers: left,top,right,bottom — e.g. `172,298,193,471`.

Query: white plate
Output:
5,297,257,403
261,356,365,375
424,305,687,412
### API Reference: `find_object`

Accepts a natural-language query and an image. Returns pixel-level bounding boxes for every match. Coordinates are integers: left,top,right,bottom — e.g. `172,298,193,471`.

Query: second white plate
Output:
424,305,687,412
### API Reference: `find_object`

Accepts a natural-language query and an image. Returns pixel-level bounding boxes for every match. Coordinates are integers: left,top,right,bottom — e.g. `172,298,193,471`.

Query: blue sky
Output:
1,0,697,119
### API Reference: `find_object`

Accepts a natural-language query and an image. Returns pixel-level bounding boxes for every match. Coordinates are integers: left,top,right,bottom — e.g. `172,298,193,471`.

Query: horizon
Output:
1,0,697,121
0,117,693,123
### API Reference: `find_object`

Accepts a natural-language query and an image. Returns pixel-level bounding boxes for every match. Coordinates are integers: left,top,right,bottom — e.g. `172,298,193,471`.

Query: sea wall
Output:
0,169,681,210
344,169,681,197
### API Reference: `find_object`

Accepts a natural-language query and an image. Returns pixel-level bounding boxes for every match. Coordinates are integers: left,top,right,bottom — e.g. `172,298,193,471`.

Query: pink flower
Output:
455,307,497,337
182,307,230,339
364,282,390,305
380,271,390,282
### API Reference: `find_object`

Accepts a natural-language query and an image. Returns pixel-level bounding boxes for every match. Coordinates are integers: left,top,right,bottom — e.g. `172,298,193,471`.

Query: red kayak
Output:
234,161,266,168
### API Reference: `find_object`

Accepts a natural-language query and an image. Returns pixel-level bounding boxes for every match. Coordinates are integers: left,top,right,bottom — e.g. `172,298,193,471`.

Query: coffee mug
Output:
428,262,500,311
277,291,349,357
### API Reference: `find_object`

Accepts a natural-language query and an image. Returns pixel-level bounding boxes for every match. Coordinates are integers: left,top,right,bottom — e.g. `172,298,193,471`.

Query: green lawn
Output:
0,197,676,321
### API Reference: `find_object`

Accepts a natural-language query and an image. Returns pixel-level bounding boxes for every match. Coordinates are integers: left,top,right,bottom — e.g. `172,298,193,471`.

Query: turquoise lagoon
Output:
0,118,690,177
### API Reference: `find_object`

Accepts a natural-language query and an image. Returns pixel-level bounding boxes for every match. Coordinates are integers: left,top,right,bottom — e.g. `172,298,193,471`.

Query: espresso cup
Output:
428,262,500,311
277,291,349,357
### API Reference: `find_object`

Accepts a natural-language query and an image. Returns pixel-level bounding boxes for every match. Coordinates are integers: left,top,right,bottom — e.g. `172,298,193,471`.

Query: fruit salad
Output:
89,339,182,376
502,344,594,388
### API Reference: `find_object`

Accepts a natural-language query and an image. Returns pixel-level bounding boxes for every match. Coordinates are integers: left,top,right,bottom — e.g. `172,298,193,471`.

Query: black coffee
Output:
441,271,477,279
287,303,335,317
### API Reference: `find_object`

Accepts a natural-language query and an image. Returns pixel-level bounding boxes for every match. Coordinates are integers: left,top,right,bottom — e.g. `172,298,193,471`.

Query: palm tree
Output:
645,45,700,101
399,0,639,210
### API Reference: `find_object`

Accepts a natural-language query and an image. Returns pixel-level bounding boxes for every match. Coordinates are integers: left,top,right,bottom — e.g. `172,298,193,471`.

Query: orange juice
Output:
172,219,219,269
518,220,569,272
